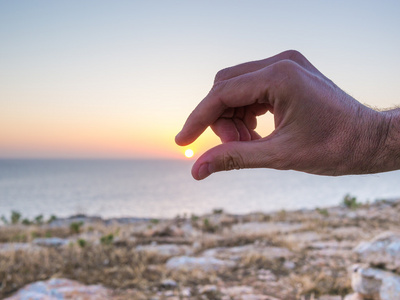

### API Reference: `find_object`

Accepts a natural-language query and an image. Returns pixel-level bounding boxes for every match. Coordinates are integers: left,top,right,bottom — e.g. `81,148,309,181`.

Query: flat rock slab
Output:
5,278,112,300
354,231,400,271
351,264,400,300
166,255,235,271
202,244,293,261
0,243,40,254
231,222,304,236
33,237,69,247
136,243,193,257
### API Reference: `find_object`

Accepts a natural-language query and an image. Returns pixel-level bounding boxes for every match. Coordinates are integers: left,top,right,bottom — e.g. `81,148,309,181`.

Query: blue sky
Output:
1,1,399,158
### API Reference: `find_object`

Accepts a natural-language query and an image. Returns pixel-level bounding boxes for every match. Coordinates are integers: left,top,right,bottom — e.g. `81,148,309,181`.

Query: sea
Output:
1,159,400,220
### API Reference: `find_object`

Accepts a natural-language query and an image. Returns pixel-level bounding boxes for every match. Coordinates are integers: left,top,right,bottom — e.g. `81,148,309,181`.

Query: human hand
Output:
176,50,393,180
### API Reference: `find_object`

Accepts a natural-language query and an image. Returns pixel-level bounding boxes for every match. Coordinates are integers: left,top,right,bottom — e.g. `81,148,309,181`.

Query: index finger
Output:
175,68,271,146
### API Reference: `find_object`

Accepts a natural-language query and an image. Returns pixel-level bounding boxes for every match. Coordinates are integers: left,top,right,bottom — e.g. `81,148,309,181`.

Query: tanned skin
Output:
176,50,400,180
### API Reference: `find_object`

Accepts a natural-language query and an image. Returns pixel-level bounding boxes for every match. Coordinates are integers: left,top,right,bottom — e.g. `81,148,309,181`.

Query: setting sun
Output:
184,149,194,158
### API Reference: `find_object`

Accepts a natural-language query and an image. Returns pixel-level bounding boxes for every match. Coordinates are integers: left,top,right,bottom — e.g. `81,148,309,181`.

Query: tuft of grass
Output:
11,211,22,225
342,194,362,209
203,218,218,233
0,244,164,298
21,218,32,225
100,233,114,245
34,215,44,225
78,239,87,248
316,208,329,217
69,221,84,234
212,208,224,215
1,215,8,225
47,215,57,224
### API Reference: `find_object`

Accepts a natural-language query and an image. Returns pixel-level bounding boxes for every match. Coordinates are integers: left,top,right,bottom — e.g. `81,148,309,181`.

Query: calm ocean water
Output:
1,159,400,219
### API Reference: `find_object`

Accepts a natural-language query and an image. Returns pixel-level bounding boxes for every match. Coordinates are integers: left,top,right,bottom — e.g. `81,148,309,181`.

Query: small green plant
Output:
316,208,329,217
100,233,114,245
150,218,159,224
11,211,21,224
47,215,57,223
342,194,361,209
1,215,8,225
34,215,44,225
78,239,87,248
191,214,199,222
213,208,224,214
45,231,52,238
12,233,26,242
203,218,217,233
277,209,287,220
22,218,32,225
69,221,84,234
31,232,40,239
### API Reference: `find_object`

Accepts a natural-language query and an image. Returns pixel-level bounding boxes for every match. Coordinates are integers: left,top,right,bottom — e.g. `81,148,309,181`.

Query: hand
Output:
175,50,394,180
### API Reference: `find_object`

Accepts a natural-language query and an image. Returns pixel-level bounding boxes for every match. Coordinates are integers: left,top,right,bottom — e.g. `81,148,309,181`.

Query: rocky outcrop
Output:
166,255,235,271
354,231,400,272
345,232,400,299
4,278,111,300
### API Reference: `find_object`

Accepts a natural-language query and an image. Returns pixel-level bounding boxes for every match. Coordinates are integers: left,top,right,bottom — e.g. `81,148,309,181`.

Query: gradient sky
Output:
1,1,399,159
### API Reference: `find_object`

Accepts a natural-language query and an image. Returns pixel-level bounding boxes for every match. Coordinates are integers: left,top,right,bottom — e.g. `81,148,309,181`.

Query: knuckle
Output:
286,50,305,63
222,150,244,171
276,58,301,73
214,67,232,83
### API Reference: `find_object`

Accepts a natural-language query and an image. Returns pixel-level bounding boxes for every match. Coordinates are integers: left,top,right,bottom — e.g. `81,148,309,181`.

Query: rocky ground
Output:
1,196,400,300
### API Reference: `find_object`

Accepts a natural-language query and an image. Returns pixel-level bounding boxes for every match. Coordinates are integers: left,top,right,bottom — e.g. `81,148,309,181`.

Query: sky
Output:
1,1,400,159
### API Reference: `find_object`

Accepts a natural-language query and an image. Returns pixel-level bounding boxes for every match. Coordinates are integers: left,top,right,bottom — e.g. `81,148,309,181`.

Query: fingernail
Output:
197,163,210,180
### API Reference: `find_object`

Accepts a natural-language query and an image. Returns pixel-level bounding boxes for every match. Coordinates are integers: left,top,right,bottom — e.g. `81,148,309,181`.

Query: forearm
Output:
349,106,400,175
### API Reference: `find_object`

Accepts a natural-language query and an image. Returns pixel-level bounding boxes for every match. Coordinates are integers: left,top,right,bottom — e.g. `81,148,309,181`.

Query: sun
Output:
184,149,194,158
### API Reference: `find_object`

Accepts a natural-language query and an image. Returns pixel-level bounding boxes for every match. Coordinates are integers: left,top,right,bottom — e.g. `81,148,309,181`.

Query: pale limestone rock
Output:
343,293,363,300
160,279,177,289
5,278,111,300
166,256,235,271
330,226,366,240
351,264,400,300
231,222,304,236
354,231,400,271
221,286,279,300
0,243,40,253
284,231,323,246
318,296,342,300
33,237,69,247
136,243,193,257
202,244,293,261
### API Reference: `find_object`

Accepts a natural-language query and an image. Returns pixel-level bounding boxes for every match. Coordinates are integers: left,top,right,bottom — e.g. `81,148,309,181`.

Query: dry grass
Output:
3,200,400,299
0,225,71,243
0,244,167,298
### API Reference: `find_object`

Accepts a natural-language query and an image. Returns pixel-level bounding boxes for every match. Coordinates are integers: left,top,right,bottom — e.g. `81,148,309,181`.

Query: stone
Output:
160,279,178,289
202,244,293,261
33,237,69,247
284,231,323,246
231,222,304,236
0,243,40,254
166,256,235,271
318,296,342,300
5,278,111,300
351,264,400,300
354,231,400,271
136,243,193,257
343,293,363,300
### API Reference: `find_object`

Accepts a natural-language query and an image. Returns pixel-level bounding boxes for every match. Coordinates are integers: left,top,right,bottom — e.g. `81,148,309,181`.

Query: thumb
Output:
191,140,277,180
